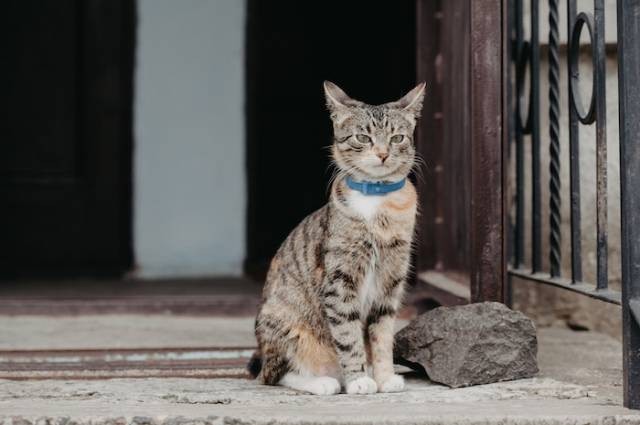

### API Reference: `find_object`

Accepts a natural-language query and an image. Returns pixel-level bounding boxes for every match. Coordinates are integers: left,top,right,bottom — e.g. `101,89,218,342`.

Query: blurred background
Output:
1,0,416,281
0,0,627,331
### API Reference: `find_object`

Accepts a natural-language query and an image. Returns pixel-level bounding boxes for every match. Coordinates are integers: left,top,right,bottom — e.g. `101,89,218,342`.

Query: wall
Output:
134,0,246,278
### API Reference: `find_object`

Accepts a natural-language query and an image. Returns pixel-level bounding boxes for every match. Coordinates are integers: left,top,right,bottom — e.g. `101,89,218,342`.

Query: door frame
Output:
414,0,507,304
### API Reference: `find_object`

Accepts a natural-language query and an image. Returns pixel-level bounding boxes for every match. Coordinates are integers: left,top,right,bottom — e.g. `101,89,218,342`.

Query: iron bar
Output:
530,0,542,272
548,0,561,277
617,0,640,408
504,0,514,306
566,0,583,283
514,0,525,267
594,0,608,290
508,268,620,304
567,4,607,290
509,0,638,409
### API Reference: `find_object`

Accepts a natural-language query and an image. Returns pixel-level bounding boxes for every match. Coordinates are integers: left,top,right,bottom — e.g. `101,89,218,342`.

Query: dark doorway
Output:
0,0,135,279
245,0,417,276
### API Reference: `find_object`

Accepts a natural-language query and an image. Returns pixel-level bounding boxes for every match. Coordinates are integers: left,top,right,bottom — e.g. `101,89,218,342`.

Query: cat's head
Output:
324,81,425,182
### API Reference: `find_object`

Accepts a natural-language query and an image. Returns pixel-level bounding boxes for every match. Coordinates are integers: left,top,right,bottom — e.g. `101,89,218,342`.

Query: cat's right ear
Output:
323,81,355,125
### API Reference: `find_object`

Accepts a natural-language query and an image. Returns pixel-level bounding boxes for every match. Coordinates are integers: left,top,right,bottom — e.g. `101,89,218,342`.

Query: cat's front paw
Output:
377,374,405,393
346,376,378,394
306,377,342,395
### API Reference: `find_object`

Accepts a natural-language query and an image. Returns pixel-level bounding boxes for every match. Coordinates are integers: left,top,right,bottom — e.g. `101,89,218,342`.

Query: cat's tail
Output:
247,349,262,378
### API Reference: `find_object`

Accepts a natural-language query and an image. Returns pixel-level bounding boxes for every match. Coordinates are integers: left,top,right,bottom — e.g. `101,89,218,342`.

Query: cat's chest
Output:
359,251,381,318
345,190,388,221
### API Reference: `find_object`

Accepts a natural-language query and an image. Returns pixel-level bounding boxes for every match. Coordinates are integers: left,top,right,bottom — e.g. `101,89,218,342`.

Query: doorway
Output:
245,0,417,276
0,0,135,278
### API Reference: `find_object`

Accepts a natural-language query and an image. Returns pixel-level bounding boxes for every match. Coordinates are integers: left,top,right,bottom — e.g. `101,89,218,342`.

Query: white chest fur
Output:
346,190,386,221
345,190,385,316
359,254,381,319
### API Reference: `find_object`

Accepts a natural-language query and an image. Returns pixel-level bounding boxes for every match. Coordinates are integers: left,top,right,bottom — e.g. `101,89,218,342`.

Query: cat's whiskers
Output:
411,155,427,184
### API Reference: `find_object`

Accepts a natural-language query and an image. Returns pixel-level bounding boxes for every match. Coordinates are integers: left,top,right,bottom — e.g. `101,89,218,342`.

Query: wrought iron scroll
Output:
567,0,608,289
566,0,583,283
510,0,611,299
508,0,640,410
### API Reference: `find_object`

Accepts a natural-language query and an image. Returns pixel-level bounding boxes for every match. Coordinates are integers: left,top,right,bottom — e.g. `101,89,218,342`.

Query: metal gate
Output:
507,0,640,409
415,0,639,410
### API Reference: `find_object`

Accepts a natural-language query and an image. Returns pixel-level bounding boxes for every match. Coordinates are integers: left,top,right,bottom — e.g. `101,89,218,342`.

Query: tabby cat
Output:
250,81,425,395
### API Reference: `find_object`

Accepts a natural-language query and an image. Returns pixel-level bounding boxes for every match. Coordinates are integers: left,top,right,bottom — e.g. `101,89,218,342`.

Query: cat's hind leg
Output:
280,323,342,395
259,349,290,386
279,372,341,395
262,341,341,395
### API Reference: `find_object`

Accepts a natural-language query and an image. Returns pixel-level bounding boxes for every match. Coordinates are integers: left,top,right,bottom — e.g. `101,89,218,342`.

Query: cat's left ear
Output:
391,82,426,118
324,81,360,125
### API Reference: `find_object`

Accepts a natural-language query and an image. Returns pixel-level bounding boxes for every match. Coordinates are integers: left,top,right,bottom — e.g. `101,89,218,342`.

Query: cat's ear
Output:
323,81,351,108
392,82,426,118
323,81,358,125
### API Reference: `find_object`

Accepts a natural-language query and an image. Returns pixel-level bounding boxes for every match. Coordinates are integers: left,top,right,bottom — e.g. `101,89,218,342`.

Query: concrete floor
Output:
0,315,256,350
0,315,638,424
1,376,637,425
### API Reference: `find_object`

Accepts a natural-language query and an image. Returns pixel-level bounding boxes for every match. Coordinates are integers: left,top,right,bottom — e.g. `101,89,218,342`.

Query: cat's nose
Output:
377,151,389,163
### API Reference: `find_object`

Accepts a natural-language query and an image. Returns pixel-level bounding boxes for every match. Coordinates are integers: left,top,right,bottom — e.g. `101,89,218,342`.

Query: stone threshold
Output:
1,377,639,425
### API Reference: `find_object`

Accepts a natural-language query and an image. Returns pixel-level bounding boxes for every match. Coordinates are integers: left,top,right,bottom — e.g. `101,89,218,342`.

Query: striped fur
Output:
254,81,425,395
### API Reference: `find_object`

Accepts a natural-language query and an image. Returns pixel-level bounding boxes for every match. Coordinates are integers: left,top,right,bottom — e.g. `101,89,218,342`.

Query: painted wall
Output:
134,0,246,278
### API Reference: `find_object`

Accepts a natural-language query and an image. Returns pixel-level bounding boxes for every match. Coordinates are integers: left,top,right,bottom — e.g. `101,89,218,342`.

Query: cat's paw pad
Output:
377,374,405,393
346,376,378,394
307,377,341,395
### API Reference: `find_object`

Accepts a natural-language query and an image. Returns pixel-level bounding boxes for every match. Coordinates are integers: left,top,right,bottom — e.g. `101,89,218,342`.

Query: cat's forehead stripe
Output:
371,106,385,122
346,104,413,135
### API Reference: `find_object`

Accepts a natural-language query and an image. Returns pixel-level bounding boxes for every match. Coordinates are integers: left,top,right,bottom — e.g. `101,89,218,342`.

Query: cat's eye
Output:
355,134,372,144
390,135,404,144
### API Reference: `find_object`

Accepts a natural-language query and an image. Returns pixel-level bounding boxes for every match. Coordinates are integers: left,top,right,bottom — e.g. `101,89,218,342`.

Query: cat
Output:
249,81,425,395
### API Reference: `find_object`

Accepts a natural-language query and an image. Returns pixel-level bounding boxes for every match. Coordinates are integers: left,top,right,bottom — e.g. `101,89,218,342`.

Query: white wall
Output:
134,0,246,278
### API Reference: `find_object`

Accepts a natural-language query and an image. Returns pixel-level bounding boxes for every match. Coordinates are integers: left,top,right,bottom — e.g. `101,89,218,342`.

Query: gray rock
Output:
394,302,538,388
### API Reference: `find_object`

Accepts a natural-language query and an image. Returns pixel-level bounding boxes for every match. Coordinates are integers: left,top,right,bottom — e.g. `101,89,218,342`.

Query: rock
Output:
394,302,538,388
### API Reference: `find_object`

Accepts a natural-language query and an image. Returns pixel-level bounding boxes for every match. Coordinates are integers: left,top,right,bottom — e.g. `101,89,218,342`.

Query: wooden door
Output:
0,0,134,278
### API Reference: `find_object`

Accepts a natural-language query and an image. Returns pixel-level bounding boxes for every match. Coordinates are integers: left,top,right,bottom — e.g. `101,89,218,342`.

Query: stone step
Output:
1,377,639,425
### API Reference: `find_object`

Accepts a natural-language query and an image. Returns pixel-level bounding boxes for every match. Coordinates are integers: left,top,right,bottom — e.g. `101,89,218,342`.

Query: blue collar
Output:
345,176,406,196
